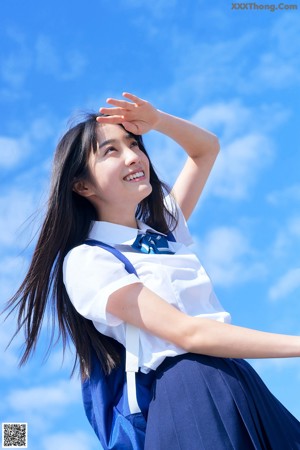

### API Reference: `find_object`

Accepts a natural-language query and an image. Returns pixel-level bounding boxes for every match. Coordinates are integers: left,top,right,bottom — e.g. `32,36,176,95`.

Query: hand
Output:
96,92,160,135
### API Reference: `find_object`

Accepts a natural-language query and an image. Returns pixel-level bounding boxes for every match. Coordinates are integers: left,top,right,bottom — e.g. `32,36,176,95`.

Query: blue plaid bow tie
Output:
132,232,175,254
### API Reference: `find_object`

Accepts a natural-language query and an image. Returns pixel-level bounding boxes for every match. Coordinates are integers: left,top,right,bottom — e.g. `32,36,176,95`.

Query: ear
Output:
73,179,94,198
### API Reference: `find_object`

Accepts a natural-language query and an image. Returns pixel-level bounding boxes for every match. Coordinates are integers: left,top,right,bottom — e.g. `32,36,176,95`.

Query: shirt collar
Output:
88,220,165,245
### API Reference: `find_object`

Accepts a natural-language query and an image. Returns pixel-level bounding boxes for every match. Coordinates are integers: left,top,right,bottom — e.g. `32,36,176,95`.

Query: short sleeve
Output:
164,194,194,246
63,244,141,326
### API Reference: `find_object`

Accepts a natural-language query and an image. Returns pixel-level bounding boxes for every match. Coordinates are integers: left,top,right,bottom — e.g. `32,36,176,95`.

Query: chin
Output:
138,183,152,200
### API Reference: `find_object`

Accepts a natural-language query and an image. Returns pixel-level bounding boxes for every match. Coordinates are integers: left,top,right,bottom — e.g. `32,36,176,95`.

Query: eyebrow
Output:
98,133,135,149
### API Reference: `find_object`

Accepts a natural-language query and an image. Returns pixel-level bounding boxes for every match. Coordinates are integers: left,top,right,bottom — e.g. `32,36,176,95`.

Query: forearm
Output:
153,110,220,160
186,317,300,359
153,110,220,219
108,284,300,360
98,93,220,161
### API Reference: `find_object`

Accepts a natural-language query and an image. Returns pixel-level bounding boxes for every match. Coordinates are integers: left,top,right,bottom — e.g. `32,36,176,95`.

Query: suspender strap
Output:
126,324,141,414
85,239,137,274
167,231,176,242
85,239,141,414
84,235,175,413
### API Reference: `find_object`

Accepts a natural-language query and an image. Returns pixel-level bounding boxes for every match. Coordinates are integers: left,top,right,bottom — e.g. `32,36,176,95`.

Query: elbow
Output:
176,317,204,353
211,134,220,155
180,336,195,354
177,317,218,354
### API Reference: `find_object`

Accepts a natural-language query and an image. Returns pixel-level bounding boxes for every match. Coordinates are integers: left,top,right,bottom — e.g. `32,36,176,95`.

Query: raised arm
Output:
152,110,219,220
107,283,300,360
97,93,300,360
97,92,219,220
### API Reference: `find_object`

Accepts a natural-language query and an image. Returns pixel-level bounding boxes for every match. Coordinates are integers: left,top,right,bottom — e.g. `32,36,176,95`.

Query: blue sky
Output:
1,1,300,448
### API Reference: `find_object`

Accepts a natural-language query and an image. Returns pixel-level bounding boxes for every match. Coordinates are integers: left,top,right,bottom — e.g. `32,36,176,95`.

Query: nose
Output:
124,146,140,166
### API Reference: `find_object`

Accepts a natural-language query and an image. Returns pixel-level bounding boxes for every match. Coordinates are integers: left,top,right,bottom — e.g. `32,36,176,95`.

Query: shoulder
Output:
63,243,140,324
164,194,194,246
63,243,130,283
64,243,105,269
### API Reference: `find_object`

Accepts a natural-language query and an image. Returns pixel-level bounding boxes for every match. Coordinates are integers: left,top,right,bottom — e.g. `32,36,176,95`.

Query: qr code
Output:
2,423,27,448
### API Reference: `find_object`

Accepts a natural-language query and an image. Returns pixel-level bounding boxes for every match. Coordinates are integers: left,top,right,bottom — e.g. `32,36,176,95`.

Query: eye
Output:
130,140,139,148
104,146,117,156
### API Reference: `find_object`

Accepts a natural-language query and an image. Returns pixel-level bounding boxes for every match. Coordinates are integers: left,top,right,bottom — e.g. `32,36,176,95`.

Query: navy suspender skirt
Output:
144,353,300,450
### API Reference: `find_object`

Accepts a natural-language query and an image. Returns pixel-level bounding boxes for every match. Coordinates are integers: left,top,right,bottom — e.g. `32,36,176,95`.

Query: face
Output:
79,124,152,224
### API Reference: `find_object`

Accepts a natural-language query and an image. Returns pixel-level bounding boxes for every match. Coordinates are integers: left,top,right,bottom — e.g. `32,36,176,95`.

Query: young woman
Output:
7,92,300,449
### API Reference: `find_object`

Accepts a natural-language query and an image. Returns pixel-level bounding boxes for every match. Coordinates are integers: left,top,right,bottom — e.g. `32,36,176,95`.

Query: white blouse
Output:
63,200,231,373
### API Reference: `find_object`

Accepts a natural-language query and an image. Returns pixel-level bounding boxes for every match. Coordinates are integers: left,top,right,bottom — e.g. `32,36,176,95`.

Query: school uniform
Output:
63,197,300,449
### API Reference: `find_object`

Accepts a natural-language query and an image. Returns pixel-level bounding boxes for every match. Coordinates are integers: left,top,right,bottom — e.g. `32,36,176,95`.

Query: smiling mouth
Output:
124,171,145,182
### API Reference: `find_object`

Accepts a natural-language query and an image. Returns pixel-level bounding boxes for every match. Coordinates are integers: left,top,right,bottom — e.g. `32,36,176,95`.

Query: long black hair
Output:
5,113,178,378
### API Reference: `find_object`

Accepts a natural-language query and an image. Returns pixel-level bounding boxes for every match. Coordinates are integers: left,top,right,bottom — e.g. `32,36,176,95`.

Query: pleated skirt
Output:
144,353,300,450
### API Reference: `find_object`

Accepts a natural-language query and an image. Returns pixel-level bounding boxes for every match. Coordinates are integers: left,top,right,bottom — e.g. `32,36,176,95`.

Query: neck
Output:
96,209,138,228
92,196,141,228
102,217,138,228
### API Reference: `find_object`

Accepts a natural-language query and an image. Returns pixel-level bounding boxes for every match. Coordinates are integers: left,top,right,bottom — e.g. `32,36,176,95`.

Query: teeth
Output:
126,171,144,181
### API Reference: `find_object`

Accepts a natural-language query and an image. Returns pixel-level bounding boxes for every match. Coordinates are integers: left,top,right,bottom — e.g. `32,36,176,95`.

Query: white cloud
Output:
3,378,82,434
35,35,60,74
288,217,300,237
117,0,179,17
253,52,299,87
191,100,252,142
251,357,300,374
0,255,30,305
5,378,82,423
0,118,54,250
251,14,300,88
271,12,300,57
0,311,75,383
35,35,87,80
146,130,185,186
266,184,300,205
0,28,31,90
0,136,30,169
1,28,86,96
44,345,76,375
41,431,96,450
26,116,55,142
195,226,265,287
0,324,20,379
150,99,280,200
272,230,291,259
0,113,56,171
268,267,300,301
0,188,43,248
150,10,300,111
188,99,287,201
191,100,289,142
271,215,300,259
2,55,30,88
210,133,273,200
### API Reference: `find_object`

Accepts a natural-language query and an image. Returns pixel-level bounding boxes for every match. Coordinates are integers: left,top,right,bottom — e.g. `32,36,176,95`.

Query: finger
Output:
106,98,135,109
99,106,124,115
99,106,127,115
122,92,144,105
96,115,125,124
122,121,138,134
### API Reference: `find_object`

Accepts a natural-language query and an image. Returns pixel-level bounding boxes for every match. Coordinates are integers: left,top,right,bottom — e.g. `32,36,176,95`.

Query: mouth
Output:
124,171,145,182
